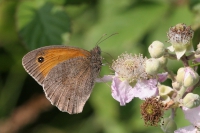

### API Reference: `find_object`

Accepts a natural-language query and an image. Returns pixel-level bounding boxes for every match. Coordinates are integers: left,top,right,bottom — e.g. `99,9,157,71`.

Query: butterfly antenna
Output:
102,51,114,60
96,34,107,46
96,33,118,46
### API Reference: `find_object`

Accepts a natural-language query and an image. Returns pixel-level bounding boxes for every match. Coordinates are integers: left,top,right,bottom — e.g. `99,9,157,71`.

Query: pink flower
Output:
195,58,200,62
111,76,135,106
134,79,158,100
174,125,198,133
95,75,113,82
111,74,159,105
183,106,200,127
158,72,168,82
174,106,200,133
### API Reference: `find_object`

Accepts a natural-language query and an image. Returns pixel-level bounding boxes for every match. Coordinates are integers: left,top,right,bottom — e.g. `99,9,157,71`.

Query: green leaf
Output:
16,0,71,50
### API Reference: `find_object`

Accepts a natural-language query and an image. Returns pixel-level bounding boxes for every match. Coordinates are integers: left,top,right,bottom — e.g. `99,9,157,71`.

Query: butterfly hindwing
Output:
43,57,95,114
22,45,90,85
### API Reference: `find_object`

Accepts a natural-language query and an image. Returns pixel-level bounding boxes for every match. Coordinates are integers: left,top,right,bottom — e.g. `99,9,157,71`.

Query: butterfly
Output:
22,45,102,114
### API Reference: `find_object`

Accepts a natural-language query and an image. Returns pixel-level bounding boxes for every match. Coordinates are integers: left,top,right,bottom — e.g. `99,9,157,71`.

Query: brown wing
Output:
22,45,90,85
43,57,96,114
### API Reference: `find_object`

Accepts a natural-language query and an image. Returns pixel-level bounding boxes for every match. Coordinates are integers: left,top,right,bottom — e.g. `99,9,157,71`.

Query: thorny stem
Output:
180,55,189,67
163,66,176,82
170,108,176,119
187,52,195,60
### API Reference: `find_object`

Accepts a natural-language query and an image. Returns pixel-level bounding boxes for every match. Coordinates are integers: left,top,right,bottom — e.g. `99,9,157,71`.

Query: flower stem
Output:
180,55,189,67
163,67,176,82
170,108,176,119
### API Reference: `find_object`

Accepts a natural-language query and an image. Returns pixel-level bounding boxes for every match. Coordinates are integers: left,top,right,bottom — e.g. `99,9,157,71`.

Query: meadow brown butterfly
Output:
22,45,102,114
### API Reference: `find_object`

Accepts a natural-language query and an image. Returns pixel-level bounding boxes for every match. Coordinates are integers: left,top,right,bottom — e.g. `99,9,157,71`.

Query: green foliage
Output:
0,0,199,133
17,0,71,50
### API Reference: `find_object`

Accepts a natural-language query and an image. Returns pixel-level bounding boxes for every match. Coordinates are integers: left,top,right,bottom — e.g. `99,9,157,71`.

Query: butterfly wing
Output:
22,45,90,85
43,57,96,114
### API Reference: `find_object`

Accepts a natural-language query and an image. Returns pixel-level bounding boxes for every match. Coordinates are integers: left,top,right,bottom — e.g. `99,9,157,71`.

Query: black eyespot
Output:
38,56,44,63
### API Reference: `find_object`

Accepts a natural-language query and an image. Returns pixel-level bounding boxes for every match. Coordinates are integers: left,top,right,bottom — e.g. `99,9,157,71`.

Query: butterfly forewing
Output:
22,45,90,85
43,57,95,114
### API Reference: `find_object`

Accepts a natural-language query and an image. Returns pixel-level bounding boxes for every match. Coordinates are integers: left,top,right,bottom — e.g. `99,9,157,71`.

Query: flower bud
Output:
145,58,160,75
148,41,165,58
176,67,199,87
183,69,199,88
158,56,168,68
176,67,185,83
183,93,200,108
161,117,177,133
158,85,173,96
194,53,200,59
172,81,181,90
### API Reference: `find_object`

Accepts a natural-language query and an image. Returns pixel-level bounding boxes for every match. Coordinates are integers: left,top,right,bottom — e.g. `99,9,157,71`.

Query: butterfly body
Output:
22,45,102,114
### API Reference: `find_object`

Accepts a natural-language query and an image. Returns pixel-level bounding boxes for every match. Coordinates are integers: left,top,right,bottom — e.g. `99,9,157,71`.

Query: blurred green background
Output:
0,0,200,132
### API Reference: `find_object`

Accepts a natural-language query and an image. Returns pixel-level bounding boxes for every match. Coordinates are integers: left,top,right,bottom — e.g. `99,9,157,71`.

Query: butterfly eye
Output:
38,56,44,63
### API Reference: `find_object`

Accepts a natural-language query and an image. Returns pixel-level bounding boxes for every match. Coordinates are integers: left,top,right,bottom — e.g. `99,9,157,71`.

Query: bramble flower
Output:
112,53,148,83
167,23,194,59
140,97,164,126
110,53,160,105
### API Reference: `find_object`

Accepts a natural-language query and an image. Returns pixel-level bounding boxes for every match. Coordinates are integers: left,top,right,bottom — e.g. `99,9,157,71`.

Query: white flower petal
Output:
134,79,158,100
158,72,168,82
111,76,135,106
95,75,113,82
167,46,175,52
183,106,200,127
174,125,198,133
176,49,186,60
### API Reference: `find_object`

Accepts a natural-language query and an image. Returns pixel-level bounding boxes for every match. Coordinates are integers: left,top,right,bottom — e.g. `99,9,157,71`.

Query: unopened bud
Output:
183,93,200,108
183,68,199,88
172,82,181,90
176,67,199,87
148,41,165,58
176,67,185,83
145,58,160,75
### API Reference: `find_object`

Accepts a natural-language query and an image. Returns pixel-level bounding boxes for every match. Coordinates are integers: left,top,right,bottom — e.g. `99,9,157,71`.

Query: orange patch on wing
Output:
36,48,90,77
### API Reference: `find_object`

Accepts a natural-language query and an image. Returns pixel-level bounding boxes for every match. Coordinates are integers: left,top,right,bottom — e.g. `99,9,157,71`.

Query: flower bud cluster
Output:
107,23,200,133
